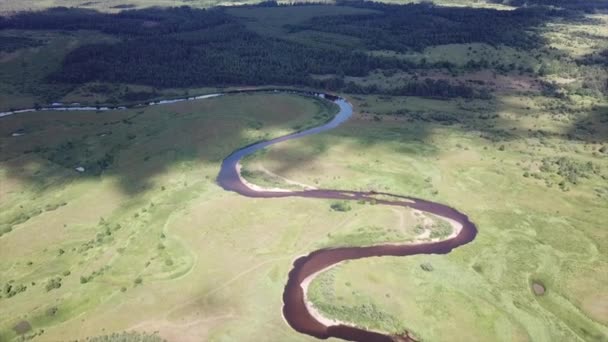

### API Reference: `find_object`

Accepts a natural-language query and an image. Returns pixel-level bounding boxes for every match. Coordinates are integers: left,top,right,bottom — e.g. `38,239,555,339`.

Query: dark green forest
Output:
0,1,603,99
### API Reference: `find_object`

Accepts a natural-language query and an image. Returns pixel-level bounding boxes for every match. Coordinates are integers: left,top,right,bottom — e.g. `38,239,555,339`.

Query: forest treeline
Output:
288,2,567,52
492,0,608,13
0,36,41,52
0,2,584,99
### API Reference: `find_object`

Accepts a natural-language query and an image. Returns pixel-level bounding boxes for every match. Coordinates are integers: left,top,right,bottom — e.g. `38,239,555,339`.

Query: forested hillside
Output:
1,1,604,101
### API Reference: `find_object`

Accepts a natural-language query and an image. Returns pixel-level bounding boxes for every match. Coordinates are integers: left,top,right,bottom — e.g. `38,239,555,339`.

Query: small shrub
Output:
330,201,352,212
420,263,434,272
45,277,62,292
46,306,58,316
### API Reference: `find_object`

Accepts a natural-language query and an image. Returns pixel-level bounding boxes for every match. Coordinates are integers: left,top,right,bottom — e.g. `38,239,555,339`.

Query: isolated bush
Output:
46,306,58,316
420,263,434,272
330,201,352,212
45,277,62,292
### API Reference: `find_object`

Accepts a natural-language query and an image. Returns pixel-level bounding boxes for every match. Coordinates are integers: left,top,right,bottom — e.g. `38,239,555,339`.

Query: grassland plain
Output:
242,90,608,341
0,92,409,342
237,12,608,337
0,3,607,342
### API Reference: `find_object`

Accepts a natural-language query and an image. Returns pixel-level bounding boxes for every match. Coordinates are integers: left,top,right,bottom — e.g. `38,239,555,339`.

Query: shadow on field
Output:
1,2,605,195
567,105,608,143
0,93,345,195
2,92,606,196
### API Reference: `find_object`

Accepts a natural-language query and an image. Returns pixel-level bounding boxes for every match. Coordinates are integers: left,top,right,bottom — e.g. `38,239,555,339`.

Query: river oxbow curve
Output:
2,89,477,342
215,90,478,342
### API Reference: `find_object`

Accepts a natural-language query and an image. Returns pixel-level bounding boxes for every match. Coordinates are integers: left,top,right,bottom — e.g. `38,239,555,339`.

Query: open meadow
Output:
1,92,403,341
1,1,607,341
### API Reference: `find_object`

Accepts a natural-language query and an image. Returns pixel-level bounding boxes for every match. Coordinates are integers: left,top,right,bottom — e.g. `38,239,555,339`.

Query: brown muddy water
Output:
216,91,478,342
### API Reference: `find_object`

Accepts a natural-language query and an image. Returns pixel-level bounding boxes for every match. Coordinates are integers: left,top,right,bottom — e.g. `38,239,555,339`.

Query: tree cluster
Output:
0,36,41,52
0,4,571,99
290,1,567,52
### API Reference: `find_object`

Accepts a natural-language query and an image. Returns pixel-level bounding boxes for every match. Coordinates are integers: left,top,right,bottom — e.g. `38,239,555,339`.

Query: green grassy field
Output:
3,90,606,342
1,92,394,342
1,2,607,342
242,91,608,341
236,11,608,333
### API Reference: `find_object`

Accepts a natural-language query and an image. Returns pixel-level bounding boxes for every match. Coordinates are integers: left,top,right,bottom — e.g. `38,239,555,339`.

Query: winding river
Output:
216,91,478,341
3,89,477,342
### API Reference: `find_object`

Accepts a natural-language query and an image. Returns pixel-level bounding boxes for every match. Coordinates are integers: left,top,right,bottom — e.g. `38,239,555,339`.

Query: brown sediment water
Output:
217,91,478,342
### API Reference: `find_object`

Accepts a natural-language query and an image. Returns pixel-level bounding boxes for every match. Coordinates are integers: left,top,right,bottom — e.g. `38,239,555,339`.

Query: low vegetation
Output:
74,332,166,342
330,201,352,212
0,92,355,341
0,0,606,341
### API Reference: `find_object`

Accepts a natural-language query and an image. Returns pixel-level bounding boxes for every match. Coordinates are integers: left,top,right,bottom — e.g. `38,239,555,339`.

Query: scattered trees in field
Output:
3,282,27,298
522,155,603,191
45,277,62,292
539,157,601,185
429,220,452,239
